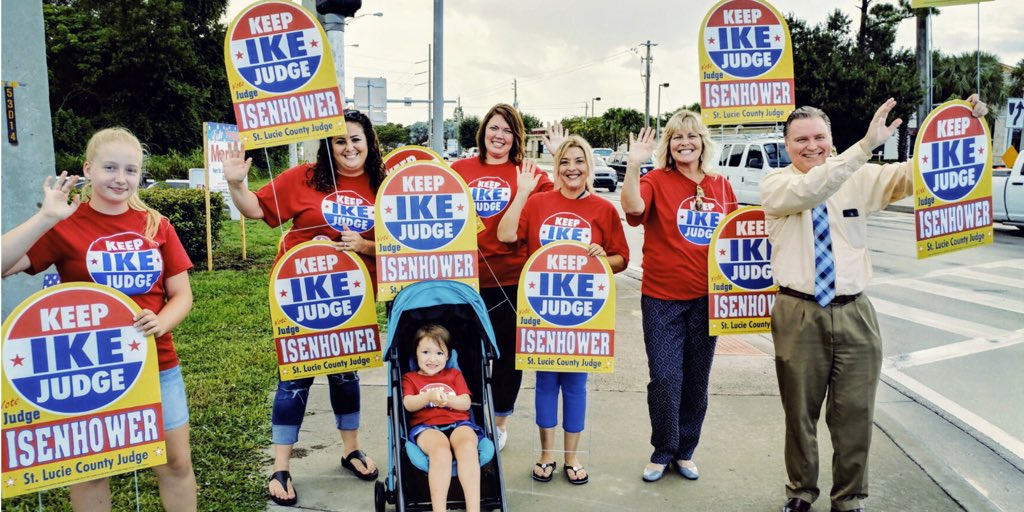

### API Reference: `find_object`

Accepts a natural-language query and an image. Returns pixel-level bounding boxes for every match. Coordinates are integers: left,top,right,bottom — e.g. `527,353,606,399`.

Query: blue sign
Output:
86,233,163,296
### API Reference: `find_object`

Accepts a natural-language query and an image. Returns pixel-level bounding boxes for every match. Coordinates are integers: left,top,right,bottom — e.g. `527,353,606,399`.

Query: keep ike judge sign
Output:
224,0,347,149
2,284,166,498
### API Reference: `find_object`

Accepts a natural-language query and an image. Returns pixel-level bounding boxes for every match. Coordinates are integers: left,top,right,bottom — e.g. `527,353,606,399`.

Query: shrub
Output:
145,148,204,181
138,187,224,266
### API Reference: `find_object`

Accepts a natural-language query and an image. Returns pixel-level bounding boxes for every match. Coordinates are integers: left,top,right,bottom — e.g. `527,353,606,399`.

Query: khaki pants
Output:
771,293,882,511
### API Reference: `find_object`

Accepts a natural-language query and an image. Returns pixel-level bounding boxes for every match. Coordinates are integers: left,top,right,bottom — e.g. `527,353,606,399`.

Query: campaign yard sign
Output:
204,122,243,220
269,241,381,380
1,284,165,498
699,0,795,126
224,0,346,149
914,100,994,259
383,145,445,175
375,162,479,301
708,207,776,335
516,242,615,373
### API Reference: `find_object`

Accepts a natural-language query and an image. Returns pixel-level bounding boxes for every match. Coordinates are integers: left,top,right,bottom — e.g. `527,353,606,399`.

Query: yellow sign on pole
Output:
515,242,615,373
2,284,166,497
914,100,994,258
698,0,795,126
269,241,382,380
707,207,777,335
224,0,347,149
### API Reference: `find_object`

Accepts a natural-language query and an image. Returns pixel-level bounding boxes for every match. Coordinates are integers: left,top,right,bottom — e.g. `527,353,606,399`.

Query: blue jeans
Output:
160,366,190,431
534,371,588,433
271,372,361,445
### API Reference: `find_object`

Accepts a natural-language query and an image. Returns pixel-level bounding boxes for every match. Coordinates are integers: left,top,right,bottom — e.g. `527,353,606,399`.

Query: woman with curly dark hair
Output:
224,109,384,506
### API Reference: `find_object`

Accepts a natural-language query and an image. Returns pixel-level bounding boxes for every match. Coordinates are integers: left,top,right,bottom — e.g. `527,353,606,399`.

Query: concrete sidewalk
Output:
265,274,970,511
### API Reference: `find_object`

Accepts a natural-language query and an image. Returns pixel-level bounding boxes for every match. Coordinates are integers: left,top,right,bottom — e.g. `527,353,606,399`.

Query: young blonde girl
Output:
2,127,197,511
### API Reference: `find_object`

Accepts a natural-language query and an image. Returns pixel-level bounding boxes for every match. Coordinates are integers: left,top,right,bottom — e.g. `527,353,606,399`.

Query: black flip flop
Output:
267,470,298,507
532,461,556,482
565,465,589,485
341,449,379,481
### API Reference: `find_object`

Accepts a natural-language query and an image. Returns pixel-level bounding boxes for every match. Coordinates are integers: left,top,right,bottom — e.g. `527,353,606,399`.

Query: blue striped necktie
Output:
811,203,836,307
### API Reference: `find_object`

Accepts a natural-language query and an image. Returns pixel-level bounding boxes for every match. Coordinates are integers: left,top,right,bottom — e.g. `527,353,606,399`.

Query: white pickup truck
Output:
993,154,1024,229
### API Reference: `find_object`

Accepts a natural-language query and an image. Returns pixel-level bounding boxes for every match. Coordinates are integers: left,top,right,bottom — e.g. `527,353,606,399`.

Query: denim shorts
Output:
410,420,484,442
160,366,190,431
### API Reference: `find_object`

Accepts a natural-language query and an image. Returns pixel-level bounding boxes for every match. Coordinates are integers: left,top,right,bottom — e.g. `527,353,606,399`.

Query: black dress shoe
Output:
783,497,811,512
831,508,864,512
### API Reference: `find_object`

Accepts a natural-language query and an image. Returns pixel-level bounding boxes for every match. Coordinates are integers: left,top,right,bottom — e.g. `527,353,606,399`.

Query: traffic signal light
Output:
316,0,361,17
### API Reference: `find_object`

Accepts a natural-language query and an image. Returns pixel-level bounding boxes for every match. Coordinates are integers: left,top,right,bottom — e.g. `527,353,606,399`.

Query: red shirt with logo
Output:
26,203,193,370
626,170,737,300
517,190,630,268
255,163,378,281
451,158,553,288
402,368,471,427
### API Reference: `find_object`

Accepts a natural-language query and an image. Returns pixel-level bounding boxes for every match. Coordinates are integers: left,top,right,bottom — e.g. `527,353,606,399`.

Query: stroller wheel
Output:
374,480,386,512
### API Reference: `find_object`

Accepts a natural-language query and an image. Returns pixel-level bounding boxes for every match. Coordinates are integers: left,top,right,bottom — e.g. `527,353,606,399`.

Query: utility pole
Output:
431,0,444,153
585,102,589,118
513,79,519,110
427,44,432,148
641,40,658,128
916,11,932,131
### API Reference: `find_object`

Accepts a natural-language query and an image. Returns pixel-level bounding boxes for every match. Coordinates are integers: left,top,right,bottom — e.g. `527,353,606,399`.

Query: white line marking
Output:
949,269,1024,289
978,259,1024,271
884,329,1024,370
883,368,1024,462
886,279,1024,314
870,297,1006,339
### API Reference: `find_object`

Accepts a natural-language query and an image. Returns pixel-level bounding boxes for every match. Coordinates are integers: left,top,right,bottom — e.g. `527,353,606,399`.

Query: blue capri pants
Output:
534,371,588,433
271,371,362,445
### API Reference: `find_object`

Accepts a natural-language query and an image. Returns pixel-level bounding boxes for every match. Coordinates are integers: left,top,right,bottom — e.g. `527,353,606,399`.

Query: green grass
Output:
4,214,290,511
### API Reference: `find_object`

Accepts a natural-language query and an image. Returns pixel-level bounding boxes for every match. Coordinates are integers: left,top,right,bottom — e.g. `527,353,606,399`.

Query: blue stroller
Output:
374,281,508,511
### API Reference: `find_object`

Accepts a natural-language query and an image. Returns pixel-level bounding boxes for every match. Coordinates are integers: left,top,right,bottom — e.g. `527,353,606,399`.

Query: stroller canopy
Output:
384,280,499,358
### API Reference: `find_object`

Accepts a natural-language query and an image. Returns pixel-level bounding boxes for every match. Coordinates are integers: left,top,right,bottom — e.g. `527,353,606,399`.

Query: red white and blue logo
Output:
676,198,725,246
468,177,512,219
322,190,375,233
703,0,786,79
714,209,773,290
380,163,469,251
384,147,441,175
274,245,366,330
3,286,148,415
229,2,324,94
918,104,987,202
86,233,163,296
523,243,609,327
539,212,592,246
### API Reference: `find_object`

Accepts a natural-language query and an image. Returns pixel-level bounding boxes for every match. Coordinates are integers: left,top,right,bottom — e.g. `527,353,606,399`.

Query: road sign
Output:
1007,98,1024,130
354,77,387,125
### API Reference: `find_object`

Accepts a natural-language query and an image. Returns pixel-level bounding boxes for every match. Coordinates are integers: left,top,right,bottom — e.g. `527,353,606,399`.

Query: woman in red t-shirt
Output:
224,110,384,506
2,128,197,510
450,104,552,450
620,111,738,483
402,324,482,512
498,135,629,485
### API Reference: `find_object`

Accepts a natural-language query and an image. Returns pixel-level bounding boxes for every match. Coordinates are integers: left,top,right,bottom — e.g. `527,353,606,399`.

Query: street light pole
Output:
656,83,669,138
591,97,601,119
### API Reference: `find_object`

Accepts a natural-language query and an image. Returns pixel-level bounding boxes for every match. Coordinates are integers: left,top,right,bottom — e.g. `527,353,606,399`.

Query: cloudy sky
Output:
226,0,1023,126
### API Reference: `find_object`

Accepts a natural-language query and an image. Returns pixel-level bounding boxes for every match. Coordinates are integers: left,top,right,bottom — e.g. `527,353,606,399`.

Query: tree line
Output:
44,0,1024,173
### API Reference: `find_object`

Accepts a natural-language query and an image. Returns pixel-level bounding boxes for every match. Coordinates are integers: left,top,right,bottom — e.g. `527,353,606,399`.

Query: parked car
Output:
592,147,613,160
606,151,654,181
994,153,1024,229
460,147,479,159
593,157,618,192
713,136,791,205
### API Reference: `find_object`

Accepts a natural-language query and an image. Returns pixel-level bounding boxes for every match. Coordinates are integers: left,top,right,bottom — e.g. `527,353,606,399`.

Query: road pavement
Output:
265,198,1024,511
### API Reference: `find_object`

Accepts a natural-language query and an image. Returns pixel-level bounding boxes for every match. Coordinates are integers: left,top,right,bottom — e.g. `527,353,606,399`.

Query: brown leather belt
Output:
778,286,861,305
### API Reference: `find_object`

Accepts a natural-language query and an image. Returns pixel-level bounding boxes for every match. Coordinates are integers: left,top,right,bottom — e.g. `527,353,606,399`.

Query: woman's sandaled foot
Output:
642,462,668,482
267,470,297,506
341,449,379,481
565,464,589,485
532,461,557,482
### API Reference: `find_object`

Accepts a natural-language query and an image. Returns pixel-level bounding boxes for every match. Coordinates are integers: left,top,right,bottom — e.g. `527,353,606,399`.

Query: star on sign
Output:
10,354,25,367
353,280,362,288
235,51,243,60
280,290,288,298
385,206,393,214
597,284,605,291
528,281,536,289
977,147,984,155
719,249,726,256
457,204,465,212
155,447,163,456
5,477,14,487
774,35,781,42
91,258,99,265
309,40,319,48
708,37,716,45
921,155,929,164
129,341,141,351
